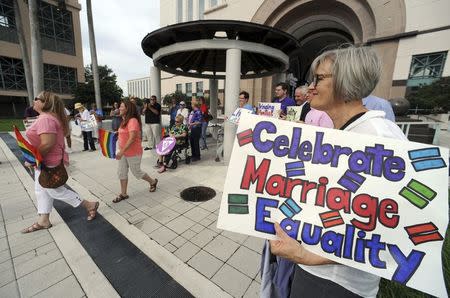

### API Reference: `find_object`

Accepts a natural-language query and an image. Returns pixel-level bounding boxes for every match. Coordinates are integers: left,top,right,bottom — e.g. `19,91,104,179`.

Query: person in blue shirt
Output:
169,98,179,128
239,91,254,111
273,82,296,115
363,95,395,122
188,101,203,162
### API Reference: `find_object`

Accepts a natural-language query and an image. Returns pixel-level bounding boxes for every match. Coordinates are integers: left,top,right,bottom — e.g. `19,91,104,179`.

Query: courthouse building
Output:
0,0,84,117
155,0,450,105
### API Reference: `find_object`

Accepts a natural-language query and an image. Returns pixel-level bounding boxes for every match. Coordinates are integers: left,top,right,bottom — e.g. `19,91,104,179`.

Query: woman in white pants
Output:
22,91,99,233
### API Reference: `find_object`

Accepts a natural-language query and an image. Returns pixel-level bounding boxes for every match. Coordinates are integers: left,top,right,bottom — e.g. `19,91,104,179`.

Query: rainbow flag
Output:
98,129,117,159
13,126,42,167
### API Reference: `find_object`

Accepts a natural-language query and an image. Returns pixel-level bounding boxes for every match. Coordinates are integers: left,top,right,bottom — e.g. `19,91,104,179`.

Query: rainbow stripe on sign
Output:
237,129,253,146
399,179,436,209
98,129,117,159
319,210,344,228
279,198,302,218
228,194,249,214
408,147,447,172
404,222,443,246
13,126,42,167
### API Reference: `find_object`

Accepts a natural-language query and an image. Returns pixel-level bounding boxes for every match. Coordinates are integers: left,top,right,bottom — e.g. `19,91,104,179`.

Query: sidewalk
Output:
66,134,263,297
0,138,111,297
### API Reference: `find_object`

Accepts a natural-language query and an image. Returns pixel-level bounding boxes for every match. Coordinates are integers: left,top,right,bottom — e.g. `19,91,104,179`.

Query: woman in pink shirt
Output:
22,91,99,233
113,101,158,203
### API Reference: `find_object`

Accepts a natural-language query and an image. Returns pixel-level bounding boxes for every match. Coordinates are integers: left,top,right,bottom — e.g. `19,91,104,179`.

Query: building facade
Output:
0,0,84,117
127,76,151,99
157,0,450,104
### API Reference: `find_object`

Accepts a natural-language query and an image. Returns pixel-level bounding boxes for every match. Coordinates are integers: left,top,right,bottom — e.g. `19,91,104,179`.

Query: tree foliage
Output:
72,64,123,107
162,91,189,106
407,77,450,113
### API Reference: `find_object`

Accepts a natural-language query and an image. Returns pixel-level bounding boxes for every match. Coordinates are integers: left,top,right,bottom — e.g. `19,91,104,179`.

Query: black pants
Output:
290,265,362,298
163,144,182,165
190,126,201,158
82,131,96,150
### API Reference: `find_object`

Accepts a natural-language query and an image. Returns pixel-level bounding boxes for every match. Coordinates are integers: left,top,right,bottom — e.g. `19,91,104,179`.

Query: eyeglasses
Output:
312,73,333,87
34,97,44,102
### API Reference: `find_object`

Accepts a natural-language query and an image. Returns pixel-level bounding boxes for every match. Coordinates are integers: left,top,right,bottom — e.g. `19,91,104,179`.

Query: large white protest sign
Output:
217,113,449,297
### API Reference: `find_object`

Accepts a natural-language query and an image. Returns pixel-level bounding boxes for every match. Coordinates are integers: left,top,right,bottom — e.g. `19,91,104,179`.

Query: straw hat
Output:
74,103,84,110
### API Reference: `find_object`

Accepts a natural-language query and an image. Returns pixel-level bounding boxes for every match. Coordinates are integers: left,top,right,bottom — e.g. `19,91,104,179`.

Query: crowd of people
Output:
19,45,402,298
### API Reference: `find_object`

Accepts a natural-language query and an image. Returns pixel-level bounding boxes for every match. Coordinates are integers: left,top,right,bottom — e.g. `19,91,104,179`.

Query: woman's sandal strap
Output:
113,194,129,203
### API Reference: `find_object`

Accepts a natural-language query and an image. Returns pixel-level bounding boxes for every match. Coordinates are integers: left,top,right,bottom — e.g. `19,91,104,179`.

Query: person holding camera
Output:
143,95,161,150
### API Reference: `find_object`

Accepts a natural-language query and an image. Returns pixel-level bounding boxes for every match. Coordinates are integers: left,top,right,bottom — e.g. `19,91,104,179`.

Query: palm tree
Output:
13,0,33,104
28,0,44,97
86,0,102,110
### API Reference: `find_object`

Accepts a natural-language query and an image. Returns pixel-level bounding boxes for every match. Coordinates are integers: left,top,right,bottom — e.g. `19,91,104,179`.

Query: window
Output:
0,0,18,43
186,82,192,96
176,0,183,23
408,51,447,86
43,63,77,94
199,0,204,20
210,0,218,8
176,83,182,92
0,56,26,90
196,81,203,96
38,0,75,55
187,0,193,21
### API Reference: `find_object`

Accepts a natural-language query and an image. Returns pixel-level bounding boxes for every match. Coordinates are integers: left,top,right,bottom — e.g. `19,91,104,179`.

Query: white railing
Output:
396,121,441,145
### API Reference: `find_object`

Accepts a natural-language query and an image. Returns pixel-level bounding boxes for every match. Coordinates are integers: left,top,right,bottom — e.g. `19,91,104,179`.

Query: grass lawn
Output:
0,119,24,132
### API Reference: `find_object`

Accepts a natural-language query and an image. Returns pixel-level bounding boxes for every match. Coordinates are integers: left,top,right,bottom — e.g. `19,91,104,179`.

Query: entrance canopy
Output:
141,20,300,79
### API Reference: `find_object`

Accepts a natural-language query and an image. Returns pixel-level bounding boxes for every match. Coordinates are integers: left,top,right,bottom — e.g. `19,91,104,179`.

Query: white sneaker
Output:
66,148,73,153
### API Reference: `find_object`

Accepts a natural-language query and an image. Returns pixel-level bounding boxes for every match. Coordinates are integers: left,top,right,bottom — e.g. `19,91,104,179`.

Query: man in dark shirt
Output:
23,105,39,130
273,82,296,116
143,95,161,150
24,106,39,118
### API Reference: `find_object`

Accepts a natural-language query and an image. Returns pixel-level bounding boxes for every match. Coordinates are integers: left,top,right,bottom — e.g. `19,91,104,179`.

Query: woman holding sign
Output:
113,101,158,203
269,46,406,297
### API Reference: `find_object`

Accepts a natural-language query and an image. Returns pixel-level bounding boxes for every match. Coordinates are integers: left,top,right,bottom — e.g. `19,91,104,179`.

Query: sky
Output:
78,0,160,96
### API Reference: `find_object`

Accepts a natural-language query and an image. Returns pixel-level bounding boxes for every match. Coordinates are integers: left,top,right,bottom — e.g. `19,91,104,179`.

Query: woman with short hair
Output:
269,46,406,297
22,91,99,233
113,101,158,203
188,101,203,162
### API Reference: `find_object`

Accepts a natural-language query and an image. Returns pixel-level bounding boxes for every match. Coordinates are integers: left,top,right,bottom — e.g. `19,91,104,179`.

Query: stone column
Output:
209,78,218,120
28,0,43,98
150,66,161,102
224,48,241,163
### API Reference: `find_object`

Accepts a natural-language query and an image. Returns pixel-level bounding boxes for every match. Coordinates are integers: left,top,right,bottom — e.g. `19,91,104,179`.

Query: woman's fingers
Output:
274,222,288,239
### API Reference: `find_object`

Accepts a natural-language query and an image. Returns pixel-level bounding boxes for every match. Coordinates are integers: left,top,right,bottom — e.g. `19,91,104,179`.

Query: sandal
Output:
113,194,129,203
157,165,166,173
87,202,99,221
149,179,158,192
21,222,52,234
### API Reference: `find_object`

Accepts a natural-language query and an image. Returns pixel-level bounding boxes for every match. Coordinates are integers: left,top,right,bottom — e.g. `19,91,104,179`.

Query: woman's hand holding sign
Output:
270,222,335,266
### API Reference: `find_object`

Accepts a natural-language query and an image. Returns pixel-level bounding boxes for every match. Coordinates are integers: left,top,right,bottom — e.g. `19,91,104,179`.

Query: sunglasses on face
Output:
312,73,333,87
34,97,44,102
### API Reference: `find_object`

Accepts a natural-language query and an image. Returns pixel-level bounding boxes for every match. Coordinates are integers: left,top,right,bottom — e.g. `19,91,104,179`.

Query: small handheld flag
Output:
13,126,42,167
98,129,117,159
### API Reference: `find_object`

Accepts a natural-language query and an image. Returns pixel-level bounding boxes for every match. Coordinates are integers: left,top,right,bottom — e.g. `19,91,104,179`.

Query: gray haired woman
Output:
269,46,407,297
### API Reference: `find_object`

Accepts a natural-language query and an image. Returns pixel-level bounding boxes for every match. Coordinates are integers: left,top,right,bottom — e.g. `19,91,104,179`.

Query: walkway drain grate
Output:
181,186,216,202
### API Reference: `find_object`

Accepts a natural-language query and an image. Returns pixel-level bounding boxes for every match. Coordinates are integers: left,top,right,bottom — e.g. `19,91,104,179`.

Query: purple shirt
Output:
274,97,296,114
305,108,334,128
